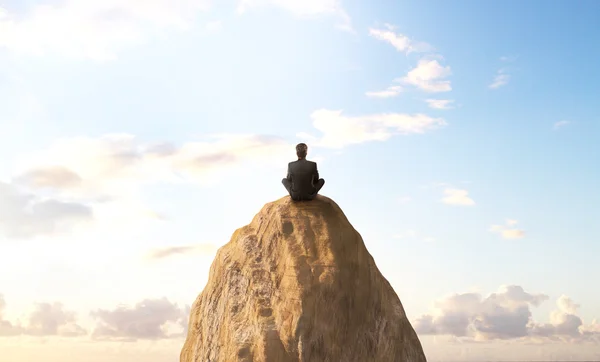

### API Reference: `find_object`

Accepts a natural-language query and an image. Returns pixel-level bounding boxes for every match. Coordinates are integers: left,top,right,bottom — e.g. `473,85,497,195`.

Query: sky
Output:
0,0,599,361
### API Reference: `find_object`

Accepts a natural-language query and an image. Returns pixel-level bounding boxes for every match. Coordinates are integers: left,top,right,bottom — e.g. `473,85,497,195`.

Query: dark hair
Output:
296,143,308,158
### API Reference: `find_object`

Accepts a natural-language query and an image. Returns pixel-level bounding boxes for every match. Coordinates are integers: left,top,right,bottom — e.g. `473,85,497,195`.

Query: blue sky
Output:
1,0,599,361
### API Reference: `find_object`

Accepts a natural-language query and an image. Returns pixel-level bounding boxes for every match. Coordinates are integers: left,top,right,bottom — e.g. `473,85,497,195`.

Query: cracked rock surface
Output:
180,195,427,362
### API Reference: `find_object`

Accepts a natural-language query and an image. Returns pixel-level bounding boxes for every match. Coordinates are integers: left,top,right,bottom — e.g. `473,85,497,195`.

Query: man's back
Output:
287,159,318,195
281,143,325,201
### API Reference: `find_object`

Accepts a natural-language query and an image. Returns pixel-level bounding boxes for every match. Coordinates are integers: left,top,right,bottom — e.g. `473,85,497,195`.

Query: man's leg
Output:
315,179,325,193
281,178,293,195
282,179,302,201
306,179,325,200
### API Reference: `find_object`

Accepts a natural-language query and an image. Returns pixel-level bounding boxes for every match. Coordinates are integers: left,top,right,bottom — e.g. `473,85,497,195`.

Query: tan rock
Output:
181,195,427,362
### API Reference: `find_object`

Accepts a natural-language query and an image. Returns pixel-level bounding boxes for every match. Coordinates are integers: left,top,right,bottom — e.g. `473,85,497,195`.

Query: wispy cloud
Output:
368,24,433,53
0,295,86,337
13,166,83,190
489,56,516,89
490,219,525,239
425,99,455,110
299,109,447,149
368,24,449,96
0,182,93,239
91,298,189,341
205,20,223,33
146,244,218,260
441,188,475,206
553,120,571,130
489,69,510,89
398,59,452,93
0,0,212,61
236,0,352,31
365,85,403,98
14,134,291,195
5,134,292,239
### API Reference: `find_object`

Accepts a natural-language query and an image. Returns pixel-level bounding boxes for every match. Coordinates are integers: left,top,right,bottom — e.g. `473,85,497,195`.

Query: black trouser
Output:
281,178,325,201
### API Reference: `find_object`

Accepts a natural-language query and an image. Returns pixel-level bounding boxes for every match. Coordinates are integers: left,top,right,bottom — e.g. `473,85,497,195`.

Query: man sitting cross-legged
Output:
281,143,325,201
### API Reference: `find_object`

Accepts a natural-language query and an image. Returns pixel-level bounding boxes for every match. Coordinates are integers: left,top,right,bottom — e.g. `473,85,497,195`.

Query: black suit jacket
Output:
286,159,319,197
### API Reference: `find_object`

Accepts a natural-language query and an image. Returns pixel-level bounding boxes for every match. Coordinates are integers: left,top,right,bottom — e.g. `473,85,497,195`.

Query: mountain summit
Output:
180,195,426,362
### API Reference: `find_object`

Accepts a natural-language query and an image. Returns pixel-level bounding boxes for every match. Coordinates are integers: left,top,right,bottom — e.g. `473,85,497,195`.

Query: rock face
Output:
180,195,426,362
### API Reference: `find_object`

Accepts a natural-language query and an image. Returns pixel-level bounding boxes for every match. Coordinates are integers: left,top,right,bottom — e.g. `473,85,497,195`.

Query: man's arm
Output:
313,162,319,183
286,163,292,181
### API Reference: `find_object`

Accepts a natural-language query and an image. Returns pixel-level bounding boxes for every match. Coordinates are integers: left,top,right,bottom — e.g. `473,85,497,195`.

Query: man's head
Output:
296,143,308,159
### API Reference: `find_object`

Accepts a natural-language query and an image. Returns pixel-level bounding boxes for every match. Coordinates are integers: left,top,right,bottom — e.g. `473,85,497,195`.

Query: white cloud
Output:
1,295,194,341
412,285,600,342
0,182,93,239
414,285,549,340
426,99,455,110
365,85,403,98
368,25,445,96
146,244,218,260
489,69,510,89
581,319,600,334
91,298,188,341
303,109,446,149
398,59,452,93
236,0,351,31
368,24,433,53
0,294,195,342
13,166,83,190
441,188,475,206
489,56,516,89
0,294,22,336
499,228,525,239
0,0,211,61
553,120,571,130
556,295,580,315
14,133,291,196
490,220,525,240
0,295,86,337
205,20,222,33
5,133,291,237
26,302,87,337
529,295,600,341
